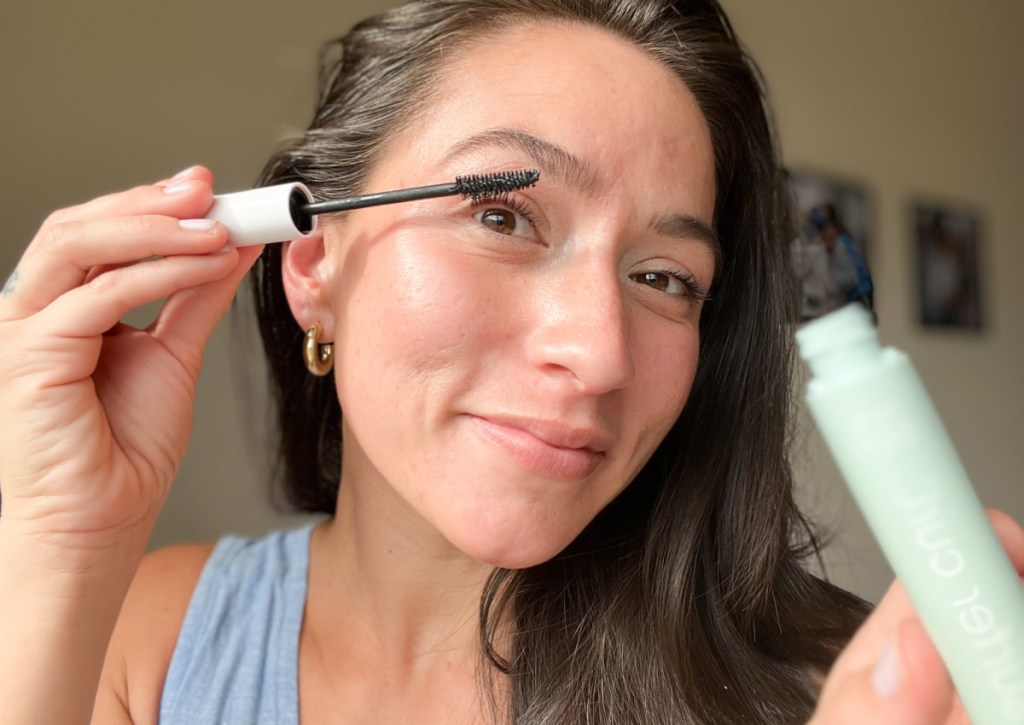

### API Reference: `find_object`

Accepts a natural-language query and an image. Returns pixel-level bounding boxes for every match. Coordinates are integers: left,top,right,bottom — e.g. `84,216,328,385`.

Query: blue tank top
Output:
159,524,315,724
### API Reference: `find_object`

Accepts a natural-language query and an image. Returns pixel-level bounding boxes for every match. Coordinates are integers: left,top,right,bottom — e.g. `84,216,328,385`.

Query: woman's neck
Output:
299,465,498,722
306,458,493,673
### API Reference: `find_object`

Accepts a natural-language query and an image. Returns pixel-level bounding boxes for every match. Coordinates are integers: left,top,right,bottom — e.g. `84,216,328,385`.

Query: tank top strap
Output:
159,523,315,725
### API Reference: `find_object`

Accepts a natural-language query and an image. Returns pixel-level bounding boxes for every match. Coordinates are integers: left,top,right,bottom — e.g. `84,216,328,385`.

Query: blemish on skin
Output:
2,267,17,296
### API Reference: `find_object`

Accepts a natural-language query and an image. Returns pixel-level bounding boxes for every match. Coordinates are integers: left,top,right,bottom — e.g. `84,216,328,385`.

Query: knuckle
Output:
41,208,71,227
36,220,72,255
127,214,162,238
88,264,125,296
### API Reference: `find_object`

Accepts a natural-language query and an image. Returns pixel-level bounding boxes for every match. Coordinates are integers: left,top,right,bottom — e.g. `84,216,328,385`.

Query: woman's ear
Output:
281,229,335,340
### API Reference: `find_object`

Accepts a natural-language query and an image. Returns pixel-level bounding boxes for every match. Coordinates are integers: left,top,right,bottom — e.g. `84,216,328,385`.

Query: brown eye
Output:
631,269,707,303
640,272,671,292
480,208,517,235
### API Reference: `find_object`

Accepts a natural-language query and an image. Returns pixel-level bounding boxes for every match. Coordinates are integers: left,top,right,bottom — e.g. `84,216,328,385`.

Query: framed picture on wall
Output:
788,170,875,321
913,202,983,330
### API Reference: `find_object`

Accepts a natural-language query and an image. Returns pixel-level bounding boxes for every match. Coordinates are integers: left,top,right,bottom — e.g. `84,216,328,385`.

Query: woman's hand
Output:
810,509,1024,724
0,166,262,550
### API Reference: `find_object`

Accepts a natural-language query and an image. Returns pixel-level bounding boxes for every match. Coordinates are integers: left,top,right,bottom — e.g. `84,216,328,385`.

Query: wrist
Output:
0,525,147,725
0,515,152,582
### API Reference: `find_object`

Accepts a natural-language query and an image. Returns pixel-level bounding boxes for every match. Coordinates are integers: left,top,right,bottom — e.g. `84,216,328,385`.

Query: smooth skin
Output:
0,22,1019,725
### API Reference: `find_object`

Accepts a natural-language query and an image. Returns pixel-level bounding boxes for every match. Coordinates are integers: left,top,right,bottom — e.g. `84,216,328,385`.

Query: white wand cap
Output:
206,183,318,247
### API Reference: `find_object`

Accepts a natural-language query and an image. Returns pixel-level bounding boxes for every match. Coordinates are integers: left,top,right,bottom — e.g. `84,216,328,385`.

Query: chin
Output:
441,506,584,570
464,543,565,570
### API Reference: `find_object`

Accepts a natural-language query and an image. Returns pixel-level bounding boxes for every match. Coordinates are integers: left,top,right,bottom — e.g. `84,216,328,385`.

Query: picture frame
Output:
914,201,983,330
788,170,875,321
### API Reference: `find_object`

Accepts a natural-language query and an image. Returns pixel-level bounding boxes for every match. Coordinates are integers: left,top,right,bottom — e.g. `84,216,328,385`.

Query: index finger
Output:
0,169,223,322
46,166,215,226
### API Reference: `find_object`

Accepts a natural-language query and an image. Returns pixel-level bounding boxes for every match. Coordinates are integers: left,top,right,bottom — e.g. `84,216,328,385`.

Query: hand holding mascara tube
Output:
799,304,1024,724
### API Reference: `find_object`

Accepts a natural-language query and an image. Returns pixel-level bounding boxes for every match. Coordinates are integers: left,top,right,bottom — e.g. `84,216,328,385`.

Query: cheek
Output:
333,233,518,416
629,317,701,451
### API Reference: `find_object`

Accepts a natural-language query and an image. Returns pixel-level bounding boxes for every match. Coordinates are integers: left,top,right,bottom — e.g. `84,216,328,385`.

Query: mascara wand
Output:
206,169,540,247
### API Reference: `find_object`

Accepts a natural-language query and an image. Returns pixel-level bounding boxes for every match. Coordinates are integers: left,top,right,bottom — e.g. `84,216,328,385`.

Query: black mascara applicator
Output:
205,170,540,247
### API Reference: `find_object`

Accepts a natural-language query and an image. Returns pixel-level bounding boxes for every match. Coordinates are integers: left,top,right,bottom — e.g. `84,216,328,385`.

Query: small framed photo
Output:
914,202,983,330
788,170,875,321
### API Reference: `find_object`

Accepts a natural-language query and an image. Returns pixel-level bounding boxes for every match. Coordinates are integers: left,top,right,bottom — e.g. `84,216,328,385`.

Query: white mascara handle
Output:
206,183,317,247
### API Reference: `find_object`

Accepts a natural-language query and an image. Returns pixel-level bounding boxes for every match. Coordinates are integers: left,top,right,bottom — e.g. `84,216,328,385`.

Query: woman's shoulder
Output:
96,541,218,725
97,525,315,724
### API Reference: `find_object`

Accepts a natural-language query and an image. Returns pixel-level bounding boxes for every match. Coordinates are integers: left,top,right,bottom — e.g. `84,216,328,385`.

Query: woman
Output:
0,0,1017,722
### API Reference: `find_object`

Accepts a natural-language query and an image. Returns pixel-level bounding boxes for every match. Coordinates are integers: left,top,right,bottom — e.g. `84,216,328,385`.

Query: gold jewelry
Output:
303,323,334,376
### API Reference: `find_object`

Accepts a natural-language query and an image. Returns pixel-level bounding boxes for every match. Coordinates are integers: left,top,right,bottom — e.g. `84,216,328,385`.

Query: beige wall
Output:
2,1,1021,603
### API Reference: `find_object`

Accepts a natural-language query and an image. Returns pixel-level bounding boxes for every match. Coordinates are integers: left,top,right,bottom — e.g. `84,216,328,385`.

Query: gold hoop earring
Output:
303,323,334,377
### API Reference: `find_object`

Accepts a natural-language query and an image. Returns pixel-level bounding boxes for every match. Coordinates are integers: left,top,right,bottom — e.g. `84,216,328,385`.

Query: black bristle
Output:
455,169,540,200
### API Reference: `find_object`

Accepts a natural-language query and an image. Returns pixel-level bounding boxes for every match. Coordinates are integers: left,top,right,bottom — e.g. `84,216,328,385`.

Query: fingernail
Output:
872,635,903,700
179,218,217,232
215,244,233,254
171,165,196,181
164,181,194,195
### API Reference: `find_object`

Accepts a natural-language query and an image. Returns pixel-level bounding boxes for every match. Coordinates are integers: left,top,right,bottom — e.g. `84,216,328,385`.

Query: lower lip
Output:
467,416,604,481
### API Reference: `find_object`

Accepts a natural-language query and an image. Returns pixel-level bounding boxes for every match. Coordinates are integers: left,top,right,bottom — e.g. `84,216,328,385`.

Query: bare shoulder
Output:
93,542,217,725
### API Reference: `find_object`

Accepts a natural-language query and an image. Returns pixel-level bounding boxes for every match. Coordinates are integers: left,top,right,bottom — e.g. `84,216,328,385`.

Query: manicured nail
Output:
164,181,194,195
872,635,903,700
179,218,217,232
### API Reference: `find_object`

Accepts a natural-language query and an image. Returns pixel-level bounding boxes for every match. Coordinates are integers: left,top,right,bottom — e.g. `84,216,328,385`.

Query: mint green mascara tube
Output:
796,303,1024,723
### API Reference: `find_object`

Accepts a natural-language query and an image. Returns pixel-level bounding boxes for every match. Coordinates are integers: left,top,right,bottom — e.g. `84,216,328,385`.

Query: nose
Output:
524,257,634,395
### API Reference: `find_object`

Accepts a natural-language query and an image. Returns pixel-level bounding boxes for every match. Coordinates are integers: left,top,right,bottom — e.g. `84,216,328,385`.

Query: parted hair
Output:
249,1,870,721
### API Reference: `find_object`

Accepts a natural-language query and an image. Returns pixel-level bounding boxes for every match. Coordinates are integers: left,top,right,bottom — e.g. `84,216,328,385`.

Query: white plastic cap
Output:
206,183,318,247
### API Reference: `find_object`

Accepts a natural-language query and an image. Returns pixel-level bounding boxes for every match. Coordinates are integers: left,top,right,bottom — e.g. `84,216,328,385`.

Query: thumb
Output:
811,617,956,725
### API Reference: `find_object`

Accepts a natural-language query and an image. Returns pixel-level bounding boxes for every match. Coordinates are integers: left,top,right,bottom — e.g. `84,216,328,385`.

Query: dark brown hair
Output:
249,1,870,721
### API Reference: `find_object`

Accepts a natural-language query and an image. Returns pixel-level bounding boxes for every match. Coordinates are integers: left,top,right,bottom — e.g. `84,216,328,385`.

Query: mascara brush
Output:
206,169,540,247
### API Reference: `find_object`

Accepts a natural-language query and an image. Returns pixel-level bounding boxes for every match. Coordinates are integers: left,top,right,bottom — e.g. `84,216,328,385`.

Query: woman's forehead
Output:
434,22,698,124
387,22,715,210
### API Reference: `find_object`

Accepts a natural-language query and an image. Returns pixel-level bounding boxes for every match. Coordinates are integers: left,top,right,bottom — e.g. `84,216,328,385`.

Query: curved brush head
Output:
455,170,540,200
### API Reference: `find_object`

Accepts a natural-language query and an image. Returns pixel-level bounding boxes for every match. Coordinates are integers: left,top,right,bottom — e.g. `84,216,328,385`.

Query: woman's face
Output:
304,22,717,568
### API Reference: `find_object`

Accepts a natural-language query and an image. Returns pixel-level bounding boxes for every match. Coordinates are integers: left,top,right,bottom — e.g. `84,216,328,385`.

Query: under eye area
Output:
631,268,709,303
471,192,540,241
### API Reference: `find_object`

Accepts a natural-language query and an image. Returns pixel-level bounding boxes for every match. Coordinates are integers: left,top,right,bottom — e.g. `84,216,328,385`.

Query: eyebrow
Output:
442,127,600,194
652,212,722,269
443,126,721,263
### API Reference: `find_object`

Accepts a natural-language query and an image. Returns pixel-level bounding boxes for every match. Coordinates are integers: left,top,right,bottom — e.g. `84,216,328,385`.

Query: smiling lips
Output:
468,414,611,480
